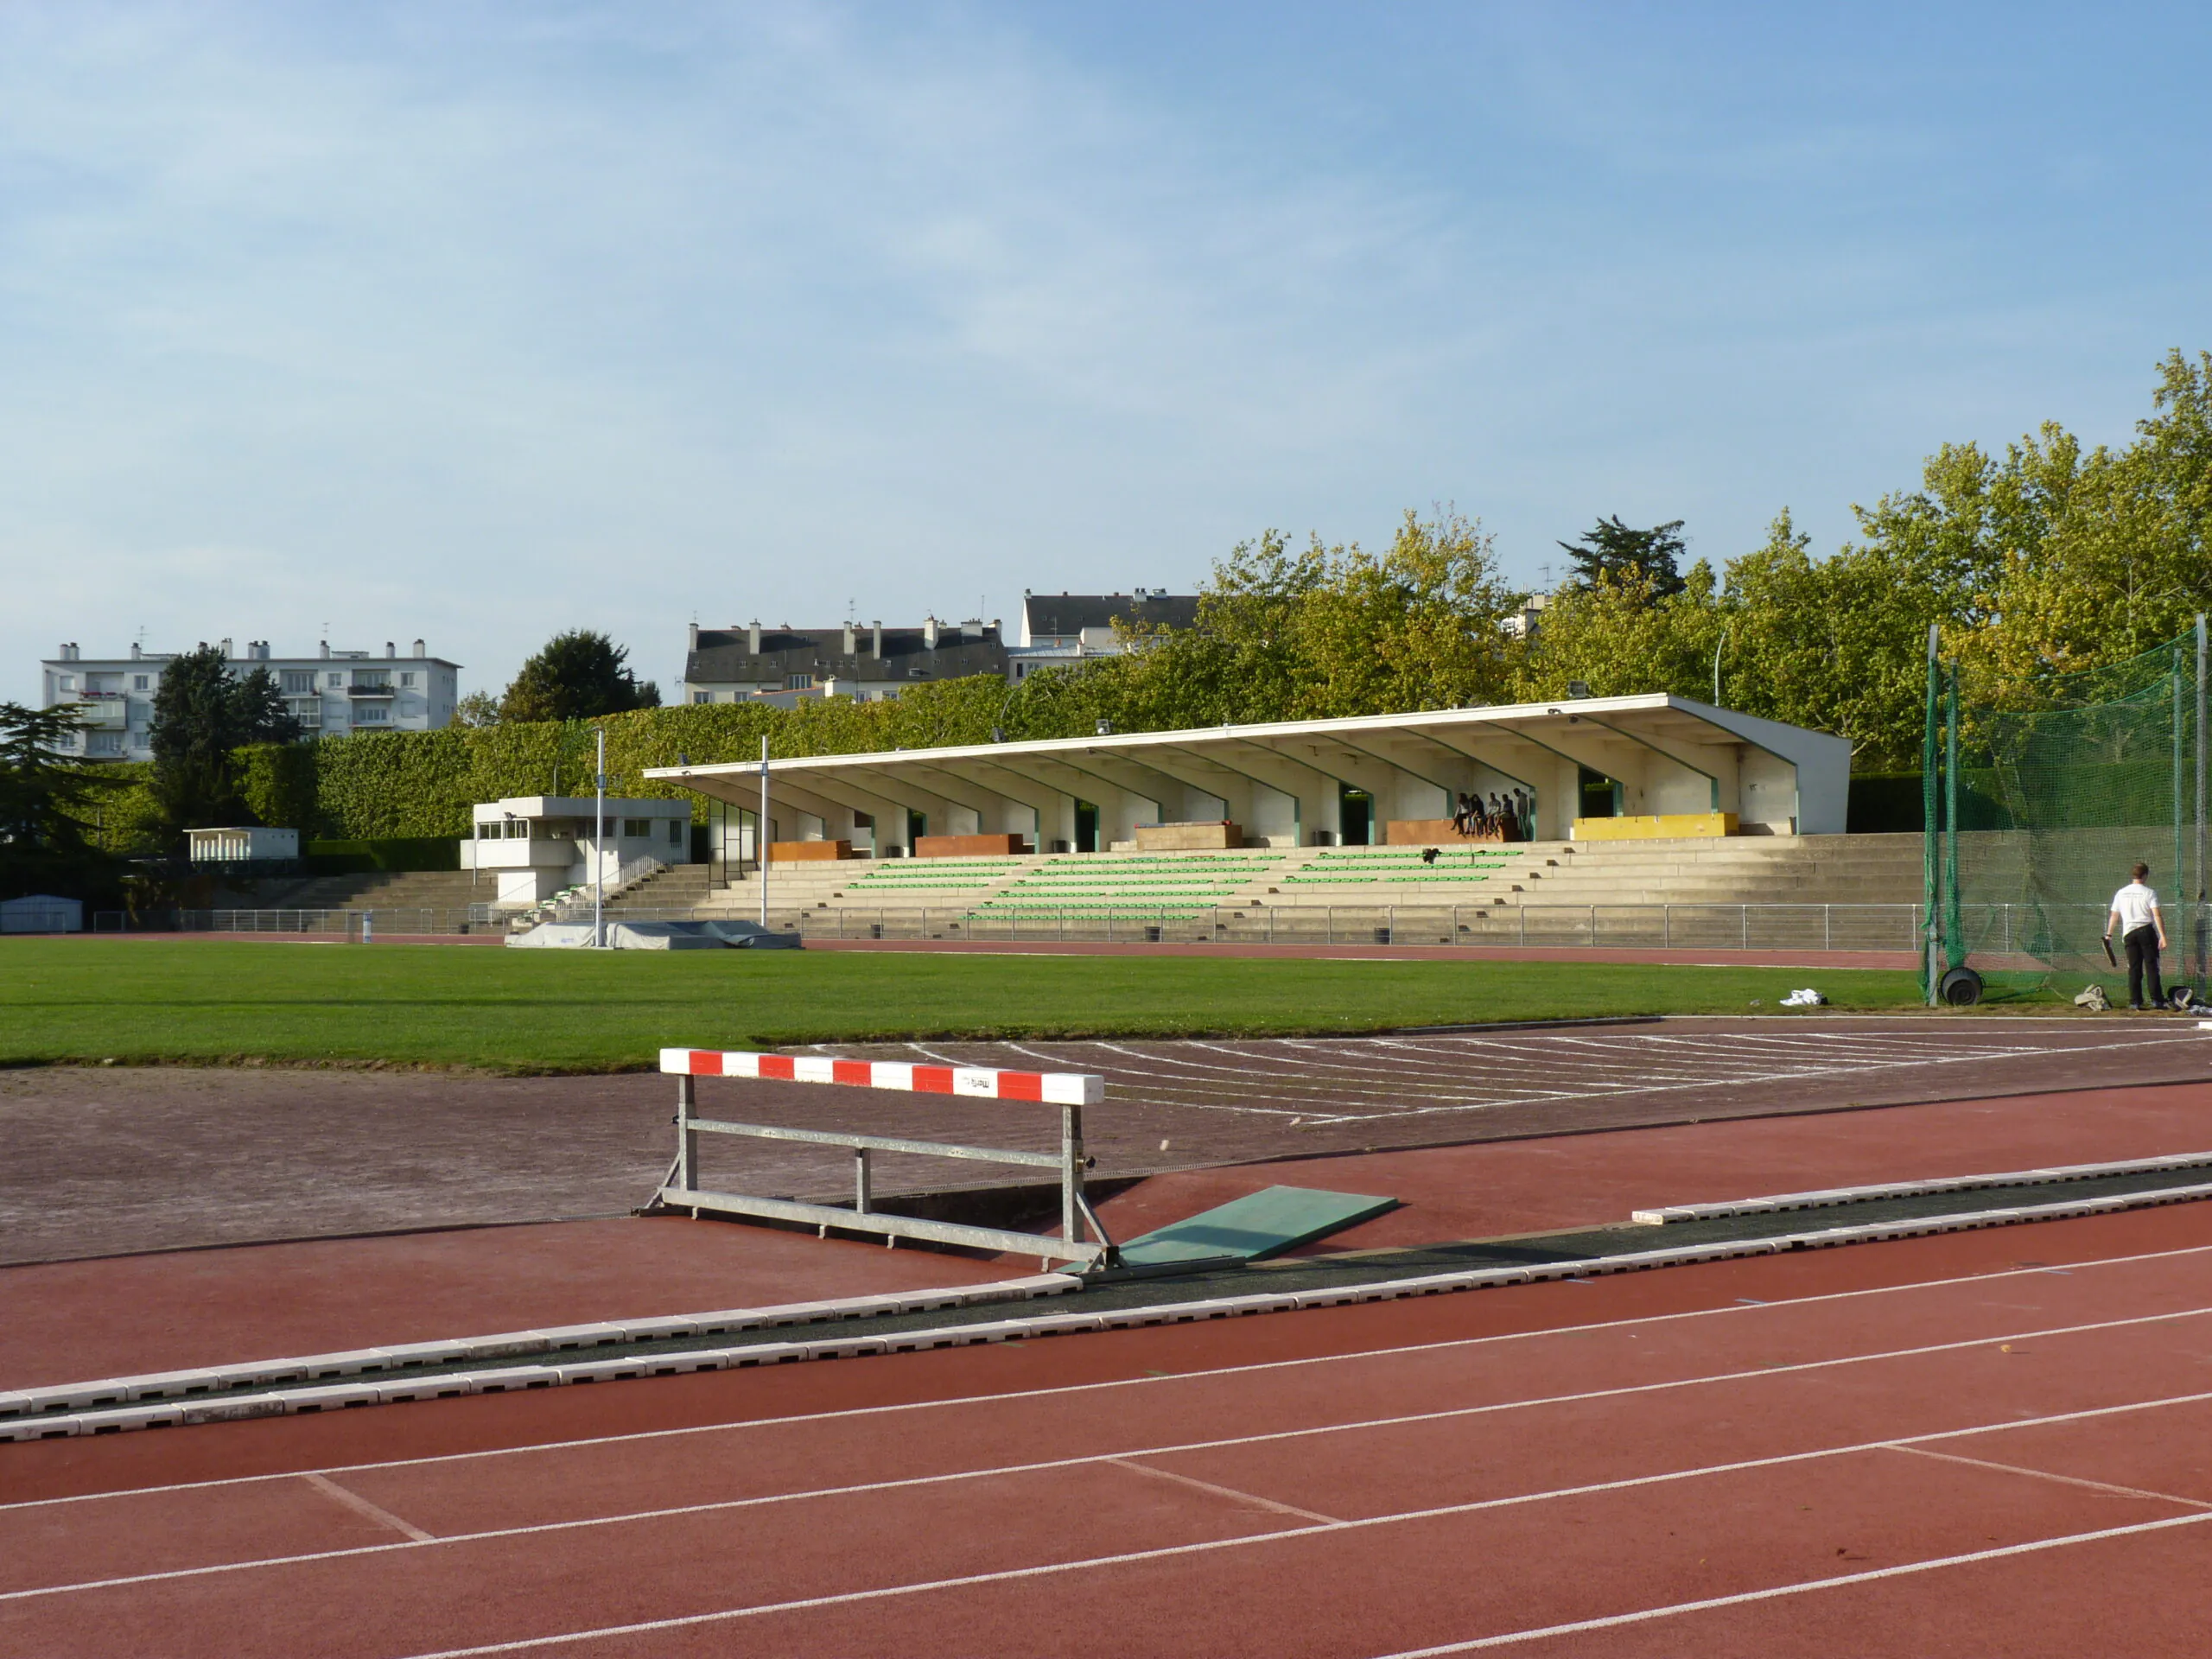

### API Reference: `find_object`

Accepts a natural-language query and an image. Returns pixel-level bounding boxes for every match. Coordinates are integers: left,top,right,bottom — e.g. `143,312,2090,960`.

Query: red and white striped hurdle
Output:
654,1046,1116,1265
659,1047,1103,1106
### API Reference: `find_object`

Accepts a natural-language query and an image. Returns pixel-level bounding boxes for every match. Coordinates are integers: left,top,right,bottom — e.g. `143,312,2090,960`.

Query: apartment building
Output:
679,619,1009,706
41,639,461,759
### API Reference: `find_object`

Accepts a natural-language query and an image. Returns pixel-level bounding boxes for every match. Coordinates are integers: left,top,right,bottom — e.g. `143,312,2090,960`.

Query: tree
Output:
448,690,501,728
1032,509,1525,734
1558,516,1689,601
149,645,302,832
0,702,122,897
498,632,661,723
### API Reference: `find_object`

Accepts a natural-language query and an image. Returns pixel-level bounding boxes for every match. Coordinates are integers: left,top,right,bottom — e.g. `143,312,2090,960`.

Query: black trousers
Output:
2125,925,2164,1008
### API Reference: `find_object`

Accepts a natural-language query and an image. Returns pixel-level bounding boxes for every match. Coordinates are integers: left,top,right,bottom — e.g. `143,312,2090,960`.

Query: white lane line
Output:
1365,1513,2212,1655
1885,1444,2212,1511
12,1322,2211,1603
298,1473,436,1543
1103,1457,1342,1525
375,1455,2212,1656
11,1240,2209,1515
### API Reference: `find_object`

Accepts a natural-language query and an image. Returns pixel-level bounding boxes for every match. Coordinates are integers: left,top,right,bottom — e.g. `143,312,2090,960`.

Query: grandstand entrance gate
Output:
1339,785,1373,846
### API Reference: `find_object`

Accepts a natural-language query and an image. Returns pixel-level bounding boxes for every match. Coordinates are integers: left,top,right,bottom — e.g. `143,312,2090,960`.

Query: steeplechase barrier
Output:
648,1047,1117,1268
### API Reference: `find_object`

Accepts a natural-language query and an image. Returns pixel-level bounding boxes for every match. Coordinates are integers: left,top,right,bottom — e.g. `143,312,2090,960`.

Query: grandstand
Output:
641,833,1927,950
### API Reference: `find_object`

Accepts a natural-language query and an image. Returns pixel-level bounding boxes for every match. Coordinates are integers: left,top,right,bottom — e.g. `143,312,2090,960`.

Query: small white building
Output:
0,894,83,933
461,796,693,909
186,827,302,863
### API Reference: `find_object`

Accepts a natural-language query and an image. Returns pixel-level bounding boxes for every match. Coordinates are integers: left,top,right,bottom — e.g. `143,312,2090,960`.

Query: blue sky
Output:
6,2,2210,703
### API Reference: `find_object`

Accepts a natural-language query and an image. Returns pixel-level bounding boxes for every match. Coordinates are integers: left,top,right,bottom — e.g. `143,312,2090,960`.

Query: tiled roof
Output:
1021,593,1198,636
686,626,1008,685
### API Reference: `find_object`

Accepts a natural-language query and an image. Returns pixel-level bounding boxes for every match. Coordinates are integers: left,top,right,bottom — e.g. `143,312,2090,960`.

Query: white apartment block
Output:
41,638,462,760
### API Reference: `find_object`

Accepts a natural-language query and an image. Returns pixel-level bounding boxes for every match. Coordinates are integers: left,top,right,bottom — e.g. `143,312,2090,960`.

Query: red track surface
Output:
0,1220,1015,1391
1098,1078,2212,1253
7,1203,2210,1656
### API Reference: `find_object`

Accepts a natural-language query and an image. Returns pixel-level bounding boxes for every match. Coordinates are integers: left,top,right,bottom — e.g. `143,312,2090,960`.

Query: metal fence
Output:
92,908,482,936
86,900,2208,962
525,901,1933,951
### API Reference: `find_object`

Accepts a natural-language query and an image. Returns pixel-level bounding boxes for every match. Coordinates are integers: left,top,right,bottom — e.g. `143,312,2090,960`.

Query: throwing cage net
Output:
1923,618,2208,1001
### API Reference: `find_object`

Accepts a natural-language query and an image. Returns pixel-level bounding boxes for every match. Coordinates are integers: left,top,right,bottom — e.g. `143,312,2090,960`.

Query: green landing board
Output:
1115,1185,1399,1268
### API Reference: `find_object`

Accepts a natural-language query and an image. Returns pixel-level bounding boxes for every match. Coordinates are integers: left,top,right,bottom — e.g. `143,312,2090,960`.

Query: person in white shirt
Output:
2106,863,2168,1011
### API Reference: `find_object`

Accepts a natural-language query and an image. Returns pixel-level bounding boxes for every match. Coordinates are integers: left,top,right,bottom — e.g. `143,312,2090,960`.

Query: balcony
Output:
461,837,581,871
346,683,395,699
74,694,128,728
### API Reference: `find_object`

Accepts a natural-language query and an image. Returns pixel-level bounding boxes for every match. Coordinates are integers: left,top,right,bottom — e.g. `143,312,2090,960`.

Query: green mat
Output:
1114,1185,1399,1268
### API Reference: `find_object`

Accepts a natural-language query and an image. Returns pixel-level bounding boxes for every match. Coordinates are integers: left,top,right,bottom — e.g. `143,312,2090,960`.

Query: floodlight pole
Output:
593,726,607,950
1711,625,1728,707
759,734,771,931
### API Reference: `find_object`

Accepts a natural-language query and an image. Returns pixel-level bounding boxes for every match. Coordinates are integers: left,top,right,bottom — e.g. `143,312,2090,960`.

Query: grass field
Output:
0,939,2082,1072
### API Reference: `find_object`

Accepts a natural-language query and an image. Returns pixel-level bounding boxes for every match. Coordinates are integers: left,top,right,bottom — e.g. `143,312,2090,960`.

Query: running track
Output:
5,1204,2211,1655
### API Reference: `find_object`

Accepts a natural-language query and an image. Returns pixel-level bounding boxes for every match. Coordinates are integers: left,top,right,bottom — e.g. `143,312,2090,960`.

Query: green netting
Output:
1926,621,2208,994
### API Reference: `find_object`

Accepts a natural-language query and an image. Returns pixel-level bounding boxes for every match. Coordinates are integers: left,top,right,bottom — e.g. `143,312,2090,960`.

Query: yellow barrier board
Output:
1571,812,1738,841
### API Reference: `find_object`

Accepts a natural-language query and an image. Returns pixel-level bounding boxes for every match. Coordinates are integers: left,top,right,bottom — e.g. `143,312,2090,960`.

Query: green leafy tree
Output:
448,690,501,728
499,632,661,722
1040,509,1524,732
148,645,302,832
1558,516,1689,601
0,702,123,897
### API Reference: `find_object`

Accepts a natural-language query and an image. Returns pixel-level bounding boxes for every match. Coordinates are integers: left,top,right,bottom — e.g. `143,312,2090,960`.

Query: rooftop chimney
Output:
385,641,396,659
747,620,761,655
412,638,426,658
687,623,698,652
320,641,330,659
870,620,882,658
129,643,140,661
220,637,233,658
842,625,856,655
923,615,939,649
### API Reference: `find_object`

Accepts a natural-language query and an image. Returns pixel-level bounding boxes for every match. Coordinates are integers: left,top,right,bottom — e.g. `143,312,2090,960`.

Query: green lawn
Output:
0,939,2063,1073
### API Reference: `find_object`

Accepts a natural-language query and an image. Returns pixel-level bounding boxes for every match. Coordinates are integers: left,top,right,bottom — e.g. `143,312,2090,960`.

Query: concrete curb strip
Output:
0,1274,1071,1426
1630,1150,2212,1224
10,1179,2212,1443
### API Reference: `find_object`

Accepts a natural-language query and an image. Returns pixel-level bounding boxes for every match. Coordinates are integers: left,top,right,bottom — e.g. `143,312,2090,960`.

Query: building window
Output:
358,704,387,722
692,690,710,704
133,675,149,690
785,674,813,690
328,672,344,688
57,675,75,692
667,821,683,846
281,671,315,695
400,672,416,687
86,732,124,756
623,818,649,837
356,670,390,690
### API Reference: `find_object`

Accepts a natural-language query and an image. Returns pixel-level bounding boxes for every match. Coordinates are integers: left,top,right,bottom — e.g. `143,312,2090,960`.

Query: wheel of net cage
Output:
1938,965,1984,1007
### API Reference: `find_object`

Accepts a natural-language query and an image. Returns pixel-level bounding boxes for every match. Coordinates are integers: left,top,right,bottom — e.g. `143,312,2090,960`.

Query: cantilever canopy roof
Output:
645,694,1851,849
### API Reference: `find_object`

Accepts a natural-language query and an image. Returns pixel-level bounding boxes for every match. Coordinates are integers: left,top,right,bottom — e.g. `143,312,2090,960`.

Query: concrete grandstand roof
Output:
646,695,1851,849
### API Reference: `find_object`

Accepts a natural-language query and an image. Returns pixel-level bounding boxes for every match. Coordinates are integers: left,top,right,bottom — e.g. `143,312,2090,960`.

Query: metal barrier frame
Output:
650,1053,1117,1269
